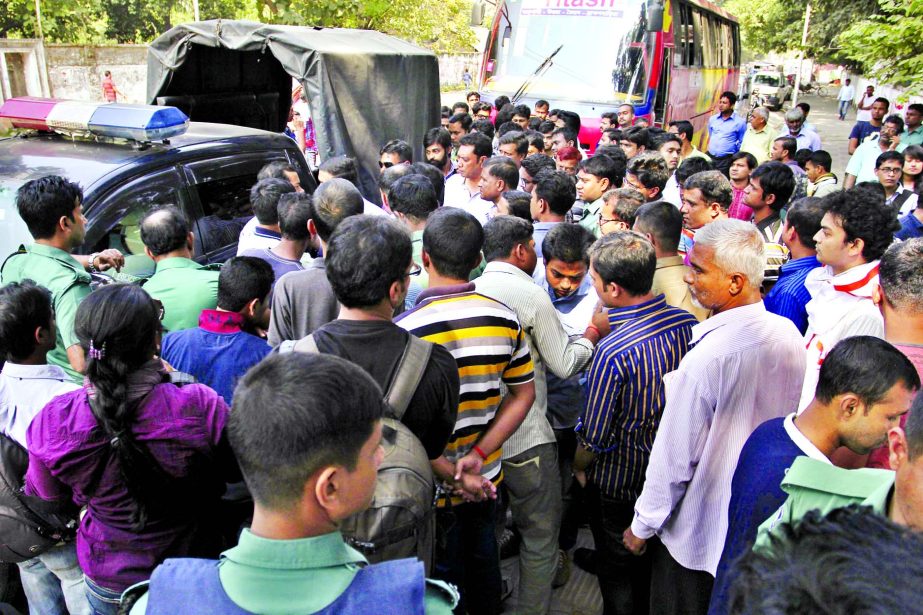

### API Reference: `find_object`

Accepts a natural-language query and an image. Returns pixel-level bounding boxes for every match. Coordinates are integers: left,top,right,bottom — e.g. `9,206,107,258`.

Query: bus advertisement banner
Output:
521,0,625,18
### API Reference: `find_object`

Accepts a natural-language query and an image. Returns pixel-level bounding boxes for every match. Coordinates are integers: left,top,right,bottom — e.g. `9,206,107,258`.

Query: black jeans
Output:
585,483,650,615
709,153,734,177
435,499,502,615
649,538,714,615
554,427,584,551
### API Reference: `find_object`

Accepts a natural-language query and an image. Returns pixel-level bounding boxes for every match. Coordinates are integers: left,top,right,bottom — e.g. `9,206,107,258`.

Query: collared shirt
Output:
837,84,855,102
651,255,709,321
764,255,821,335
443,174,493,225
800,261,884,411
682,147,711,162
578,296,697,500
239,247,304,283
531,220,562,284
474,261,593,458
631,301,806,574
26,379,235,591
728,186,753,221
267,258,339,346
709,415,830,615
577,197,604,237
845,136,887,184
130,529,456,614
886,184,919,216
807,174,840,198
1,243,92,383
754,456,894,551
707,113,747,157
778,128,822,152
143,257,220,332
161,310,271,405
784,159,806,177
395,282,534,495
661,175,682,208
898,125,923,150
236,219,281,255
739,126,773,164
0,363,79,448
541,276,598,430
410,229,429,289
896,210,923,240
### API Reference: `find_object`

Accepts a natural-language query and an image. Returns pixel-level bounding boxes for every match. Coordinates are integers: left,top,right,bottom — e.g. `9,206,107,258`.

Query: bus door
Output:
653,45,672,125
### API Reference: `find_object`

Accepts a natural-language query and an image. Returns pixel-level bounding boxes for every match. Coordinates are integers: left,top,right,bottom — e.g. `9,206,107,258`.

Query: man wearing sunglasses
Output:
379,139,413,173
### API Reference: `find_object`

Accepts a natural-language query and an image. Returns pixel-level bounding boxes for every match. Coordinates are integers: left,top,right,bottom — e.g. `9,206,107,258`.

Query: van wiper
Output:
511,44,563,103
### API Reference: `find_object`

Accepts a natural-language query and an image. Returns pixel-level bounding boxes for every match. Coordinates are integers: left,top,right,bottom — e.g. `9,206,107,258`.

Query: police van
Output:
0,97,316,275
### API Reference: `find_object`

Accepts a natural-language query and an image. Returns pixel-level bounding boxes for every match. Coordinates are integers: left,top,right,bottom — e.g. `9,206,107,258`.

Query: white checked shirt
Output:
443,174,494,225
0,363,80,448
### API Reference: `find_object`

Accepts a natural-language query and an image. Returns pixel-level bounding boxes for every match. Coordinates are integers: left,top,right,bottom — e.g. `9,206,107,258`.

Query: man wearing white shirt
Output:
798,187,901,412
708,336,920,615
622,220,805,615
236,178,293,255
837,78,856,121
0,281,87,614
318,155,389,217
443,132,494,225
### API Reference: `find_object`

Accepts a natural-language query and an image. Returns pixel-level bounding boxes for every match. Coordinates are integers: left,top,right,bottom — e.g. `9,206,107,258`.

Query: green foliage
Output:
718,0,879,65
837,0,923,96
0,0,475,52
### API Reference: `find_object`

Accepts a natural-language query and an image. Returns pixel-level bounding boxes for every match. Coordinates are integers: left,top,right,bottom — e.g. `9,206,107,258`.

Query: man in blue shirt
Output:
161,256,273,404
707,91,747,176
707,336,919,615
764,197,827,334
573,232,698,615
778,107,821,152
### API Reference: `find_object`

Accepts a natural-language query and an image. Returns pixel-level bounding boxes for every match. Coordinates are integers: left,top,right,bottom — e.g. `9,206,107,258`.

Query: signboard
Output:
521,0,626,17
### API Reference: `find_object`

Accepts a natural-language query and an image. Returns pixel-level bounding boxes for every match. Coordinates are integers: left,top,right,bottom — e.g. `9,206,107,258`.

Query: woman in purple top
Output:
25,285,237,614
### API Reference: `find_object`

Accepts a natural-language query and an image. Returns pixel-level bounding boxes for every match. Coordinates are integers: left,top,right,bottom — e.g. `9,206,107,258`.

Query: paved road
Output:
442,90,852,179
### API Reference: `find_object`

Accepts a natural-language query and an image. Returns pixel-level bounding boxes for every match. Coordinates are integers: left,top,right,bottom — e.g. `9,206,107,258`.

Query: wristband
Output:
586,324,601,337
472,445,488,461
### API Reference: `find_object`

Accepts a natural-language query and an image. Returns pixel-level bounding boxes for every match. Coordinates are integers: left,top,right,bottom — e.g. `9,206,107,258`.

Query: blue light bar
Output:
87,103,189,142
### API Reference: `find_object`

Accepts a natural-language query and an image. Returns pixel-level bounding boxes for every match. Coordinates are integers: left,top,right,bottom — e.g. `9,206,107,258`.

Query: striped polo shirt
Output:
395,282,534,494
577,295,697,501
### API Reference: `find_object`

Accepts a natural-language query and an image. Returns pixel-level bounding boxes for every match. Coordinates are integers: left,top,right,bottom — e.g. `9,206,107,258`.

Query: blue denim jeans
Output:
435,499,502,615
85,577,122,615
838,100,850,119
17,543,90,615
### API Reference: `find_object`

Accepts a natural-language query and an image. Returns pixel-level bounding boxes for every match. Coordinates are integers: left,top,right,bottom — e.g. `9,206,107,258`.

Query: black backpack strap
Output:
384,335,433,421
891,190,913,213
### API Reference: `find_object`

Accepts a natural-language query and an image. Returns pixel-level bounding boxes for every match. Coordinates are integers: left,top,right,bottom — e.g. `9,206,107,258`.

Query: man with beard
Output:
424,127,456,180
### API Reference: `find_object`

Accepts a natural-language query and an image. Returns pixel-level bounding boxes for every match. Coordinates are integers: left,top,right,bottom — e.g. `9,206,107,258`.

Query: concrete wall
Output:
45,44,148,103
437,53,481,88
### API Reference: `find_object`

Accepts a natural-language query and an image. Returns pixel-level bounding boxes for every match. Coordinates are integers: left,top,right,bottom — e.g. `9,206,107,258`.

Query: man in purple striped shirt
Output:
622,220,806,615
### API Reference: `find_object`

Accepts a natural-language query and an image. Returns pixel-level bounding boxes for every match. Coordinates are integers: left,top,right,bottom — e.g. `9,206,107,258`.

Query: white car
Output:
750,71,792,111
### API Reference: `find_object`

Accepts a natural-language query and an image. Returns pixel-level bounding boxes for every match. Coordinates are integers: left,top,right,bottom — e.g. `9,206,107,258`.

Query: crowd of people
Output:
0,88,922,615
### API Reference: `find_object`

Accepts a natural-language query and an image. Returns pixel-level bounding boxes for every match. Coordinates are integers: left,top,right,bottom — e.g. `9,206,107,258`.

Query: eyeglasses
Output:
405,262,422,277
878,167,902,175
379,161,395,169
598,213,622,226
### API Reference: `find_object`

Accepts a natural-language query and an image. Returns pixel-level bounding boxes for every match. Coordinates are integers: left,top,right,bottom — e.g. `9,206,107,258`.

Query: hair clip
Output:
88,340,106,361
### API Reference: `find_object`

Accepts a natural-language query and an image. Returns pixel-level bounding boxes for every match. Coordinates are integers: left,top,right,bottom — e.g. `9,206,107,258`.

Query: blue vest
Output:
143,557,426,614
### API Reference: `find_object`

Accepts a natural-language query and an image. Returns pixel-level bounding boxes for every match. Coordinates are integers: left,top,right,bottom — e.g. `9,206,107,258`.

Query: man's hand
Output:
454,451,483,481
591,302,612,338
94,249,125,272
622,527,647,556
451,472,497,502
573,469,587,488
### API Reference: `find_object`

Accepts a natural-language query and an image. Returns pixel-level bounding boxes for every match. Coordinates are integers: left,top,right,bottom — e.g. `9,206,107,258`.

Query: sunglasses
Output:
379,161,395,169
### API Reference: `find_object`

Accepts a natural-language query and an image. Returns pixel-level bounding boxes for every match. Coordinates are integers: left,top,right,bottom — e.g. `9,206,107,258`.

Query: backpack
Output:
0,434,78,563
280,333,437,572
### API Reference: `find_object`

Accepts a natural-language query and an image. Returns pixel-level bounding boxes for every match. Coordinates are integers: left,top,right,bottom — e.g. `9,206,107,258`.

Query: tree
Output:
719,0,879,65
837,0,923,96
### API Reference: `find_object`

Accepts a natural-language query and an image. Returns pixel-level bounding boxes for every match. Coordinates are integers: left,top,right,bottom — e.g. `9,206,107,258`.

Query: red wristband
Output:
472,445,488,461
586,324,601,337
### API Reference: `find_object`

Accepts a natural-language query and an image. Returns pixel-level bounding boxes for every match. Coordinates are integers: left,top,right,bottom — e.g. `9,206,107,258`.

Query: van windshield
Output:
753,74,782,87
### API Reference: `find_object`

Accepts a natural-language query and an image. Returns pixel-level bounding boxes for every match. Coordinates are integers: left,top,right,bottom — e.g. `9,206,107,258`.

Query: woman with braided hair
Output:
24,284,238,614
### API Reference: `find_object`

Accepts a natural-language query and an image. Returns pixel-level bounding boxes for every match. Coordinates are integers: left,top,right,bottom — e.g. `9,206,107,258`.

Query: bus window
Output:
480,0,656,105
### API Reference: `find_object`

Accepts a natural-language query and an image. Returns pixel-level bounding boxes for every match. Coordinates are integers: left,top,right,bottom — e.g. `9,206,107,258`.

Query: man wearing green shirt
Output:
1,176,124,382
389,174,438,291
755,391,923,550
576,155,622,238
898,103,923,152
128,353,457,614
139,206,220,332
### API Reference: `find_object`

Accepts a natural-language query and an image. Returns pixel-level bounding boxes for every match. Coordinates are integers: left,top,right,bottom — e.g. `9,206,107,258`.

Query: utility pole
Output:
193,0,200,21
34,0,44,39
792,2,811,107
